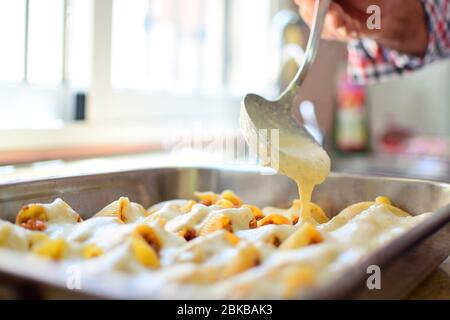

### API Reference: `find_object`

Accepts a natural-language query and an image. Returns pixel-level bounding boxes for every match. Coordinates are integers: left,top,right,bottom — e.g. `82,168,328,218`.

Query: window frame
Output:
0,0,282,151
0,0,72,126
89,0,242,123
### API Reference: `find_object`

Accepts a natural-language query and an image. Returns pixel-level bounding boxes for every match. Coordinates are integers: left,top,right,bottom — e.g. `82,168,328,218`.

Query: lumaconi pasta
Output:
0,191,432,299
16,198,82,228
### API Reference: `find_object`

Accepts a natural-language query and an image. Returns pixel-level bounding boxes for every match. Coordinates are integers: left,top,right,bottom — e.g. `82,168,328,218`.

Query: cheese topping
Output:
0,193,431,299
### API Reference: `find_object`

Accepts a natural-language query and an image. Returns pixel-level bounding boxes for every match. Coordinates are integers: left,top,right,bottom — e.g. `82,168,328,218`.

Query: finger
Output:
296,0,356,42
323,3,348,40
297,0,314,25
349,16,363,38
336,13,356,39
294,0,315,13
325,3,364,41
299,8,336,40
338,12,363,40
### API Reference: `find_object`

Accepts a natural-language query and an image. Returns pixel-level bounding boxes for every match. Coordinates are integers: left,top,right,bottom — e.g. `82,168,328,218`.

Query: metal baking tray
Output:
0,166,449,299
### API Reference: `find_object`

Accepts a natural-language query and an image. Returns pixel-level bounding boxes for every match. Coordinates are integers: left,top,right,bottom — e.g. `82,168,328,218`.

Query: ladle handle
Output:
281,0,331,98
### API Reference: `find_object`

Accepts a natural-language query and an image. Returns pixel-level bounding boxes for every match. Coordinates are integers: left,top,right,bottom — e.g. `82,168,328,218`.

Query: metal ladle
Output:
240,0,331,168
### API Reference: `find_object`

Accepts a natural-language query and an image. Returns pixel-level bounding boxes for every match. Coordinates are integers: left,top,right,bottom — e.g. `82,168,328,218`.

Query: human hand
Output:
294,0,428,57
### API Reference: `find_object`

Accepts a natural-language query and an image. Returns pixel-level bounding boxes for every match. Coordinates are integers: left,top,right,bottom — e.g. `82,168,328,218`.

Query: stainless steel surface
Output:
0,166,449,299
240,0,331,154
332,154,450,183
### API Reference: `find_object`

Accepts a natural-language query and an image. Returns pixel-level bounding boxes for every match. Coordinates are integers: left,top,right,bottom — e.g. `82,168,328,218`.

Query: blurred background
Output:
0,0,449,181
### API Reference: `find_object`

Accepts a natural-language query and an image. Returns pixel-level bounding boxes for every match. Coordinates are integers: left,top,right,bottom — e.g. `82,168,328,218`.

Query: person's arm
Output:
295,0,450,83
347,39,425,84
349,0,450,83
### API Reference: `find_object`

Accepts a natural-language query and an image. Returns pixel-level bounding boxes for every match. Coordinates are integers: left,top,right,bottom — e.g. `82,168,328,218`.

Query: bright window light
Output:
27,0,64,85
0,0,26,83
112,0,273,96
66,0,93,90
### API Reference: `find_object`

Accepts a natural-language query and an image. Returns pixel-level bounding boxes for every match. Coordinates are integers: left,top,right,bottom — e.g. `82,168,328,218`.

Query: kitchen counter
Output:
0,150,449,299
408,257,450,300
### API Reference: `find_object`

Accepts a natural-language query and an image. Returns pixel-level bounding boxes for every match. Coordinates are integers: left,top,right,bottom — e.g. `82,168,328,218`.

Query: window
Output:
0,0,281,132
66,0,93,89
111,0,276,96
0,0,92,87
27,0,65,85
0,0,65,85
0,0,93,129
0,0,27,83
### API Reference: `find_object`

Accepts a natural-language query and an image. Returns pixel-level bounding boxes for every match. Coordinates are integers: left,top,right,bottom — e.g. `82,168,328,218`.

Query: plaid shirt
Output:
348,0,450,84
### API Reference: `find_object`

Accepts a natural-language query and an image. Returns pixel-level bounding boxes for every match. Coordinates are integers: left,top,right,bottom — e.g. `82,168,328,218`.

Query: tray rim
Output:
0,165,449,299
1,164,450,189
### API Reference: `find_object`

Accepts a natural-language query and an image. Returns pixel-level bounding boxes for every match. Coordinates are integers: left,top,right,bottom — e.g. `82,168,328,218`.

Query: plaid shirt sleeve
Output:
348,0,450,84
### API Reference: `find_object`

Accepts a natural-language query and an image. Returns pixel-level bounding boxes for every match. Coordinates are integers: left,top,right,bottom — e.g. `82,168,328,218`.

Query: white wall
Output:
0,84,72,128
